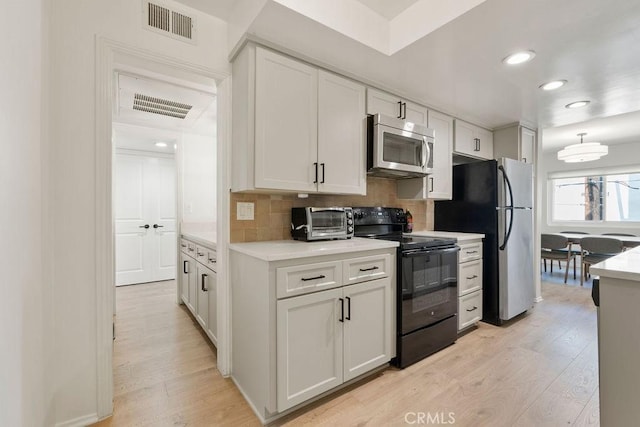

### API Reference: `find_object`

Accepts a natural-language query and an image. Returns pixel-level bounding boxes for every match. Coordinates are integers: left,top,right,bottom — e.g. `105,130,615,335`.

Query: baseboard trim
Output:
55,413,99,427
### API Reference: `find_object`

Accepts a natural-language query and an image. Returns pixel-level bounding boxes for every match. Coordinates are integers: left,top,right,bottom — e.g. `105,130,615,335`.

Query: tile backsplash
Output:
230,177,434,243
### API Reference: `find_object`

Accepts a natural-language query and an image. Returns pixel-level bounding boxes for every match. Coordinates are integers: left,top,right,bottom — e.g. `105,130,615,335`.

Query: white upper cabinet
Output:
454,119,494,159
255,48,318,192
397,109,453,200
366,88,428,125
232,44,366,195
493,123,536,165
317,70,366,195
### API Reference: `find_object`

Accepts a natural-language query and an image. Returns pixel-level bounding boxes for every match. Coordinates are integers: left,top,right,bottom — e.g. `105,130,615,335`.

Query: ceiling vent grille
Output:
144,1,196,43
133,93,193,119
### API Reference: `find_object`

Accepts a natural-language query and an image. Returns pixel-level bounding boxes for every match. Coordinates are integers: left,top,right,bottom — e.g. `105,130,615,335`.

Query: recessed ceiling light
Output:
539,80,567,91
502,50,536,65
155,142,168,147
565,100,590,109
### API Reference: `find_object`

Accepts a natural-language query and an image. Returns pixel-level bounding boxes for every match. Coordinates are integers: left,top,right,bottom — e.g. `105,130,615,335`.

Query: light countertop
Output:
410,230,485,242
181,231,216,250
229,237,399,262
590,246,640,282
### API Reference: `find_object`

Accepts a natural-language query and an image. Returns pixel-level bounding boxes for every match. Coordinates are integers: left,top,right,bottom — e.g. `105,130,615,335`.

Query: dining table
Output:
558,232,640,249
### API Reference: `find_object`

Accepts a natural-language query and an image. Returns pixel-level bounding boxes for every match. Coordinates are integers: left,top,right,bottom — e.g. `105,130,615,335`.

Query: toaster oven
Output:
291,207,354,241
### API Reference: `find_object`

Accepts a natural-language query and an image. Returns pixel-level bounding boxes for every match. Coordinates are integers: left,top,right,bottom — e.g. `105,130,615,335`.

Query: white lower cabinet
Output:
231,246,396,423
457,240,483,331
277,278,391,411
178,236,217,346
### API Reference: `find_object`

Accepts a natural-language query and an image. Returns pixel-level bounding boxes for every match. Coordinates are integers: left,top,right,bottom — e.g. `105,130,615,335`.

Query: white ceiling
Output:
175,0,640,150
356,0,420,20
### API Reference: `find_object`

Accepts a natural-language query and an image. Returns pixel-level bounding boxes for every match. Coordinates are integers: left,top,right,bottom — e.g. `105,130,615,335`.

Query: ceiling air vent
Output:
143,1,196,43
133,93,192,119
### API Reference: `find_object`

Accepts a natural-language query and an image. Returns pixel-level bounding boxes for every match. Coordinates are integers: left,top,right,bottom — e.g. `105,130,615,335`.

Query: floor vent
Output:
133,93,192,119
144,1,196,43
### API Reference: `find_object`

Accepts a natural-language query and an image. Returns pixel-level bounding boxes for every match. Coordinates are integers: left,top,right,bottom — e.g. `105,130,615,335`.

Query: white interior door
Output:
115,153,176,285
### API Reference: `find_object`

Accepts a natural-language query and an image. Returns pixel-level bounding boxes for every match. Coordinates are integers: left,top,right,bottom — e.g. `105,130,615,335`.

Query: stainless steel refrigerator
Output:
434,158,534,325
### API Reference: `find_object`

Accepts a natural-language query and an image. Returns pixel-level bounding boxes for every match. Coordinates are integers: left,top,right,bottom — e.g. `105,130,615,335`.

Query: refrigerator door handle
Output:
498,165,515,250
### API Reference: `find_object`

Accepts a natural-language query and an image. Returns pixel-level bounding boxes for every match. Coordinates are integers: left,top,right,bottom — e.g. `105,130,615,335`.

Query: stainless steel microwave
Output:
291,207,354,241
367,113,434,178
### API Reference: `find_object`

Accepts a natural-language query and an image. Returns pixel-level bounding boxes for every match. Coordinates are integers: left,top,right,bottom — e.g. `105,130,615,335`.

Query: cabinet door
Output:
195,264,211,329
206,269,217,346
179,252,191,306
318,71,366,195
343,278,392,381
475,127,494,160
427,110,453,199
255,47,318,192
453,120,476,156
520,127,535,164
404,100,428,126
277,288,344,411
366,88,402,118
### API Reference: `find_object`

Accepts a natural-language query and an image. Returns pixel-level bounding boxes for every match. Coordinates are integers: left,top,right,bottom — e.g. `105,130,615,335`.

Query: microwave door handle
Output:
421,138,429,168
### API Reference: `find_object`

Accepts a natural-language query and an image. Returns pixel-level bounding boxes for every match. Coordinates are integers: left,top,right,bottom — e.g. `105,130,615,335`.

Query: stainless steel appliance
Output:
353,207,459,368
434,158,535,325
291,207,354,241
367,114,434,178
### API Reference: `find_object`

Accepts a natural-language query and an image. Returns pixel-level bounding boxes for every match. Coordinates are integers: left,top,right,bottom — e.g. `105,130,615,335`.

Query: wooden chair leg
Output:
543,259,547,272
573,257,576,279
558,260,562,270
563,261,569,283
580,261,584,286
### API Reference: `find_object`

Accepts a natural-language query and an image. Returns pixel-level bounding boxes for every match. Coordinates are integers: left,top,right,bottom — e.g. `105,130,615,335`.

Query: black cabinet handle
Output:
183,260,188,274
153,224,164,229
180,243,187,248
359,266,379,272
321,163,325,184
402,102,407,119
429,177,434,192
301,274,326,282
197,251,204,256
201,273,208,292
466,250,478,254
466,275,478,280
397,101,402,118
523,157,527,163
313,162,318,183
339,298,344,322
466,306,478,312
346,296,351,320
138,224,150,229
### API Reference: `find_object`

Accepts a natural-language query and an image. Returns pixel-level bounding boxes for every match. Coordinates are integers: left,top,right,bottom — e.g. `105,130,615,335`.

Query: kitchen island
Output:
590,246,640,426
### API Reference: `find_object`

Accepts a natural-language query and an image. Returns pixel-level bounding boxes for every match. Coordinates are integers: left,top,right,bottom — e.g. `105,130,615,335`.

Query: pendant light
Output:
557,133,608,163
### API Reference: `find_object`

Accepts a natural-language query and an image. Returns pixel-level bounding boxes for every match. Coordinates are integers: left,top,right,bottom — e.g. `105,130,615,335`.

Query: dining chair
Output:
559,231,587,269
541,234,576,283
580,237,624,286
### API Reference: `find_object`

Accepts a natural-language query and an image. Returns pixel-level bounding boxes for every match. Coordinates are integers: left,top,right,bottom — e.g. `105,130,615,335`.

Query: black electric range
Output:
353,207,459,368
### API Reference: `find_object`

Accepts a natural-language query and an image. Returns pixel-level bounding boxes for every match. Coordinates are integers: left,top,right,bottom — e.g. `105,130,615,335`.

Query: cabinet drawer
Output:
459,290,482,330
277,261,342,299
180,239,190,254
458,259,482,296
196,245,208,264
343,254,390,286
459,242,482,262
206,250,217,271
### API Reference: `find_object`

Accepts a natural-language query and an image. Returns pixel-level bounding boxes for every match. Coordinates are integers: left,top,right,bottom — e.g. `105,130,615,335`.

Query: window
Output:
550,172,640,222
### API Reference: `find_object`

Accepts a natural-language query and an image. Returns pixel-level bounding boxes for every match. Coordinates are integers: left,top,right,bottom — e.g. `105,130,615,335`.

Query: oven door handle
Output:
309,207,345,212
402,247,460,258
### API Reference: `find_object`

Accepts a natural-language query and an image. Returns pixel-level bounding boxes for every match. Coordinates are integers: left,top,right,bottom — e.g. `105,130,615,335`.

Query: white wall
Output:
181,131,217,224
0,0,51,425
540,141,640,235
49,0,229,423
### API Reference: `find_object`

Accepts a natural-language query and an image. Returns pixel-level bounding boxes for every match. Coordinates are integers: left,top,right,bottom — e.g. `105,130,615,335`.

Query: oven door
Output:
308,208,348,239
400,247,459,335
374,123,434,175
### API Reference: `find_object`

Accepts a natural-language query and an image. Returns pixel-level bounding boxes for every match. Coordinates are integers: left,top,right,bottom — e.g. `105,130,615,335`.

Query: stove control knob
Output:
346,211,353,218
348,226,354,233
347,219,353,225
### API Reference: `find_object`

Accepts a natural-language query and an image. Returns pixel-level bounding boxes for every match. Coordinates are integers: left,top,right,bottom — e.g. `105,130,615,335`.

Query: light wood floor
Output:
94,279,599,427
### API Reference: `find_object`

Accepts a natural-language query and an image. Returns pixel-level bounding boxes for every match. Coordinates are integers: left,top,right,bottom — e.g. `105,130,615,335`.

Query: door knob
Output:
138,224,150,229
153,224,164,229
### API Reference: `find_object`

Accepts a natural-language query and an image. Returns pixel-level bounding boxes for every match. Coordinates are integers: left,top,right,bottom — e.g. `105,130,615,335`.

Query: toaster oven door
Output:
308,208,348,239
